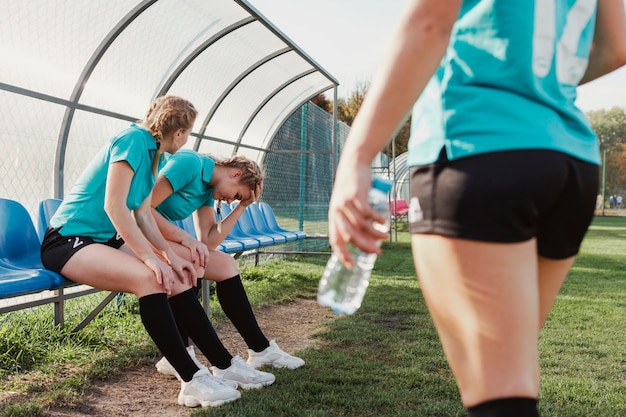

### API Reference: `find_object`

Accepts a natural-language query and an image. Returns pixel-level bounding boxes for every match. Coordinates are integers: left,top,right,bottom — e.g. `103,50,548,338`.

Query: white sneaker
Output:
247,340,305,369
178,368,241,408
156,346,207,381
210,355,275,389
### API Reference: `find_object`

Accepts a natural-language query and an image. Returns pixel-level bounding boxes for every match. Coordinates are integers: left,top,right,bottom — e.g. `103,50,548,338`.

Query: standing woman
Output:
150,149,305,379
327,1,626,416
41,96,241,408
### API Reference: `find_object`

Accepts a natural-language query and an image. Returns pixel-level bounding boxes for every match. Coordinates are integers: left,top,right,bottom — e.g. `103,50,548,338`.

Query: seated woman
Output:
40,96,258,408
150,149,305,378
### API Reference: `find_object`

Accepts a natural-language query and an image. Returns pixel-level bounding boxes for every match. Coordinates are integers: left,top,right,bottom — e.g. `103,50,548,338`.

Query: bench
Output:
0,198,309,328
0,198,112,331
177,201,312,263
390,199,409,220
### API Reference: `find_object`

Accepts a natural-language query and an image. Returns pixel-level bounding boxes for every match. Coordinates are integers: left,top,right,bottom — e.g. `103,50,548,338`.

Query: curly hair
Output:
212,154,265,190
139,96,197,143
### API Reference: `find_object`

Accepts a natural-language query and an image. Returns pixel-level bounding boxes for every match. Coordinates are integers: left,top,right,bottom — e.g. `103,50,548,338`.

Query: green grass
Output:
1,217,625,416
538,217,626,416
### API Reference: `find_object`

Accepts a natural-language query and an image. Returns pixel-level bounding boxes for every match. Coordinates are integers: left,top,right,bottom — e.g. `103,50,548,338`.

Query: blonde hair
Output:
139,95,197,143
212,154,265,190
211,154,264,233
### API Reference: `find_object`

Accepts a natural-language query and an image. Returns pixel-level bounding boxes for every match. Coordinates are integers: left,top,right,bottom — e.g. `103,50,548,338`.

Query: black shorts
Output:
409,149,599,259
41,228,125,274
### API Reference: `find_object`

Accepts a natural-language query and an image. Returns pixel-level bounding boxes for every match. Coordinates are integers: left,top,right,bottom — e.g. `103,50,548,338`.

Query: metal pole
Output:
602,147,607,216
392,136,397,244
298,103,308,250
332,86,338,182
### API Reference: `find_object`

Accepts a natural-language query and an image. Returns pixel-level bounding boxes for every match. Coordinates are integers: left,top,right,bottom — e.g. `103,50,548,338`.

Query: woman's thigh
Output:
61,243,165,298
412,234,540,406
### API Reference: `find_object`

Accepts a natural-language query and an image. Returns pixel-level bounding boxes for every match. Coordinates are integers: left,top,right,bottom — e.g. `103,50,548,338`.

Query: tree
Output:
587,106,626,149
392,115,410,156
310,93,333,113
335,81,410,158
587,107,626,203
337,81,369,127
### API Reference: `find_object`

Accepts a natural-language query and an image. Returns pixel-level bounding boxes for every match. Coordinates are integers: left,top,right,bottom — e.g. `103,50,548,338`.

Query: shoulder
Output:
111,124,156,151
168,149,201,164
161,149,202,178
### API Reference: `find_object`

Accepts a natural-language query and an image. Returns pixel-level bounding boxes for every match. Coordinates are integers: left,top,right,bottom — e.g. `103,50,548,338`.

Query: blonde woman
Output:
41,96,241,408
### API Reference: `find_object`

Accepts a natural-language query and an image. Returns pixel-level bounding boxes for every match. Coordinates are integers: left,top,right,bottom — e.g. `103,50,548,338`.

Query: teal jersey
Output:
50,124,159,241
408,0,599,166
156,149,215,222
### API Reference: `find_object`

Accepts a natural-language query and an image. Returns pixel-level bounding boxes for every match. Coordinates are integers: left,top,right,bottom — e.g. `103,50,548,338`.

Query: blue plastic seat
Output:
246,203,288,243
34,198,77,288
230,202,274,246
1,198,51,271
215,203,252,252
172,214,197,239
217,203,260,250
258,202,307,240
37,198,63,241
172,213,239,253
0,263,52,299
169,213,240,253
0,198,72,298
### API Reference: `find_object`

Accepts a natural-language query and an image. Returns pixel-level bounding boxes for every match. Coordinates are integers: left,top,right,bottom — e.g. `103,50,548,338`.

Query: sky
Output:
248,0,626,112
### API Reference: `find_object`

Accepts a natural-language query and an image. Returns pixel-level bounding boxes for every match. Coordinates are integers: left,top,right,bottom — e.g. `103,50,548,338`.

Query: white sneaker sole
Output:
178,391,241,408
155,362,180,380
237,378,274,390
247,359,304,370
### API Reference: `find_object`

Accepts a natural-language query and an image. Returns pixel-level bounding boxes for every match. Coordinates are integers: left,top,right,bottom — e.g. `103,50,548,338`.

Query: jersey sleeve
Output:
109,130,147,172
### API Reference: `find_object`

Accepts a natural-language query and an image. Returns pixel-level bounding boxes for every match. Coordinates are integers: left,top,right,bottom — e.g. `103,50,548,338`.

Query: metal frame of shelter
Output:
0,0,340,201
0,0,341,323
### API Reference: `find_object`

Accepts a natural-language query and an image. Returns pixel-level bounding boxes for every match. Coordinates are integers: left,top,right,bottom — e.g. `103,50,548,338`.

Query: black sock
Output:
468,397,539,417
169,288,233,369
138,293,198,382
216,275,269,352
174,280,202,348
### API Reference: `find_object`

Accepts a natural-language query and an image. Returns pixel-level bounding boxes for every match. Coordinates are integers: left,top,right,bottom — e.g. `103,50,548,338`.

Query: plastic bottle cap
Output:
372,177,392,193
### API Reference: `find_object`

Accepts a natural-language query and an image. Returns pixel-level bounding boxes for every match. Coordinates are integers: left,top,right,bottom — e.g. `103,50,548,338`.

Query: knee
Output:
194,264,206,278
203,251,238,281
219,254,239,277
132,268,168,298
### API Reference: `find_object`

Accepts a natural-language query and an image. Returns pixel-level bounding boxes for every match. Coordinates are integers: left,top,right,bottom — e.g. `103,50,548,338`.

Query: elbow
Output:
103,200,118,222
614,47,626,71
601,48,626,77
203,240,218,251
201,233,220,251
599,33,626,73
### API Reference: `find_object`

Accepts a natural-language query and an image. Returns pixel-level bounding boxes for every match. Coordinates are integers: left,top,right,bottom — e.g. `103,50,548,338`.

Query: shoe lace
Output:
196,372,228,389
232,356,261,378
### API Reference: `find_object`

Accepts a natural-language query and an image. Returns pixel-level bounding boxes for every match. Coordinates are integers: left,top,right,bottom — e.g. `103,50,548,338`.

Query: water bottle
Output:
318,177,392,315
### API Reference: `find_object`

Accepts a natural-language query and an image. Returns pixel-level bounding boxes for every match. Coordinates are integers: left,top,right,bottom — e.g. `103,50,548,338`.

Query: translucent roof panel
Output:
79,0,250,115
0,0,338,201
243,73,337,152
0,0,134,98
165,21,289,131
204,51,313,141
195,137,237,159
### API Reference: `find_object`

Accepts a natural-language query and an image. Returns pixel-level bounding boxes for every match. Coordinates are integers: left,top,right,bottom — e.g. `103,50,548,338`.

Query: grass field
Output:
1,216,625,416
